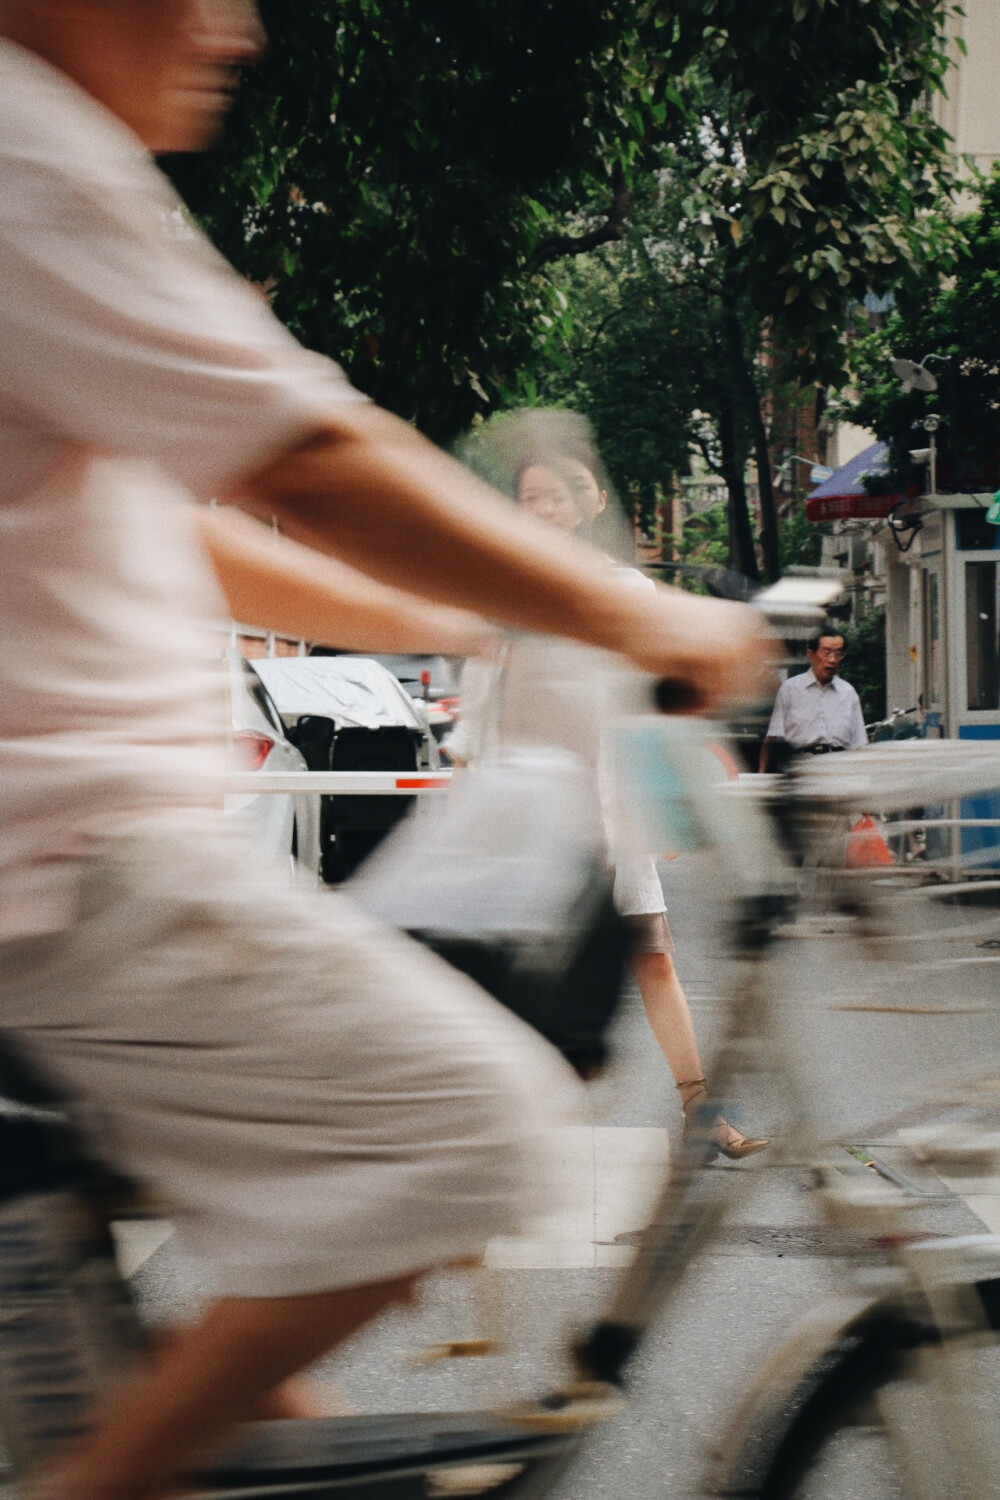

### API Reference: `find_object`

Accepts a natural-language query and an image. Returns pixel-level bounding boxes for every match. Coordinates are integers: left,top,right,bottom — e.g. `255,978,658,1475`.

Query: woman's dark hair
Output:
454,408,634,561
521,413,631,561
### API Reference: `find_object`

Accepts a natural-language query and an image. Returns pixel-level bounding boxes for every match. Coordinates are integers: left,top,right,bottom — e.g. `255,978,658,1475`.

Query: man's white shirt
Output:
765,668,868,751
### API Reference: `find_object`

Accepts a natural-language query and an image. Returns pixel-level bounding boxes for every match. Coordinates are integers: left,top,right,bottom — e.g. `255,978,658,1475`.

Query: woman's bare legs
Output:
629,950,767,1157
629,950,702,1086
38,1274,422,1500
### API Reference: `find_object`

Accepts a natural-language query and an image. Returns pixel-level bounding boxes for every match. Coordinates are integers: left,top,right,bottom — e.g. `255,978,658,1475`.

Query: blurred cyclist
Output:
0,3,771,1498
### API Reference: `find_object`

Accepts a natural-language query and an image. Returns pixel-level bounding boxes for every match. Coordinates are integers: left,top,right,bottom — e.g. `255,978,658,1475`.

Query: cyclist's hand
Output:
621,589,776,714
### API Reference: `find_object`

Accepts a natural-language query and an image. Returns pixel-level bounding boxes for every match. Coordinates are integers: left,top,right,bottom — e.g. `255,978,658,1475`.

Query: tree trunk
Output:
717,394,759,583
720,301,780,583
712,235,781,584
748,392,781,584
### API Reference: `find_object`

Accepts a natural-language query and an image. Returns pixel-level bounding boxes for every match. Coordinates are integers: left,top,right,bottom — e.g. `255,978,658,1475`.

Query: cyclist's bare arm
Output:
197,504,497,658
237,405,773,711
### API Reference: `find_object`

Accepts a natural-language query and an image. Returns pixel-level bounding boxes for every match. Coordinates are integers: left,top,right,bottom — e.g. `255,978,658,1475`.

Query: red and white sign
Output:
805,493,902,523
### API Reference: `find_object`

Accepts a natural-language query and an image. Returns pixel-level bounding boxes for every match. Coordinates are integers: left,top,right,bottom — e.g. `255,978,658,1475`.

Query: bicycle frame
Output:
559,731,1000,1497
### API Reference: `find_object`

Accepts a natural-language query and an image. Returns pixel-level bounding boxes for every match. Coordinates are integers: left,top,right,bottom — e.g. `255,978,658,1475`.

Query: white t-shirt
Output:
0,39,366,938
442,563,665,917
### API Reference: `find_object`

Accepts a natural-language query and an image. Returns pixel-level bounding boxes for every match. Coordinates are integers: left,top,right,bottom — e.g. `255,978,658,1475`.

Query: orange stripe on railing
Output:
395,776,450,789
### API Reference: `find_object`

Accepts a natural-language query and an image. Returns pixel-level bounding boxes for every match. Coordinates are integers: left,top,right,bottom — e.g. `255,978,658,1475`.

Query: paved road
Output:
124,856,1000,1498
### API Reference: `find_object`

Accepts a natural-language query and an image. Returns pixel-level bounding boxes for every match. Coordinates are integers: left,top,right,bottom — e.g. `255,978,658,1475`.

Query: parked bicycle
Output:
866,706,922,744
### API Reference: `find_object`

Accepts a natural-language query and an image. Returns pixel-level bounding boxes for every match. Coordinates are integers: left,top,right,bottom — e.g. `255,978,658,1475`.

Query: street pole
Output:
923,414,940,499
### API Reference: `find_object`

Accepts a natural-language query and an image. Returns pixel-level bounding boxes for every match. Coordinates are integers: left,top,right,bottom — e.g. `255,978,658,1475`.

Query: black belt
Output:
795,742,846,756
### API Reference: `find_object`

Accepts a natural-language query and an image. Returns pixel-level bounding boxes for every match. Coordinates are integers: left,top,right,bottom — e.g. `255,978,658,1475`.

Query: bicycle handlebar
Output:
652,679,702,715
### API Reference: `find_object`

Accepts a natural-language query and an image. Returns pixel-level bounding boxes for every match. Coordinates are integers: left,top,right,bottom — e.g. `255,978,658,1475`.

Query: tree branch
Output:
693,431,723,475
528,169,631,273
583,303,627,356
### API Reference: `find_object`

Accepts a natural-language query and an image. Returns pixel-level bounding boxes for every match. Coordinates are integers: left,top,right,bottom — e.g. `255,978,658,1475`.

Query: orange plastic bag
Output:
845,815,893,868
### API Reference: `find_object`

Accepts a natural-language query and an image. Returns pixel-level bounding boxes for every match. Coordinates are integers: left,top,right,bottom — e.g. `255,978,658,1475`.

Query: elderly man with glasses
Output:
759,627,867,771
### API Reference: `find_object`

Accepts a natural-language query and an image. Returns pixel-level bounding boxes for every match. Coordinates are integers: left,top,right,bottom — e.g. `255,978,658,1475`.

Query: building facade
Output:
936,1,1000,185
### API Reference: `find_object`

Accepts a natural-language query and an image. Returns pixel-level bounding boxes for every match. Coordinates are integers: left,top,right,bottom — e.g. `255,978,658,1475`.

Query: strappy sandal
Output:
677,1077,770,1162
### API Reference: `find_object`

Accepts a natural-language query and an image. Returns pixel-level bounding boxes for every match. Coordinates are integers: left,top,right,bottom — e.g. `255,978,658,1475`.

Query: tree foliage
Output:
166,0,660,441
165,0,961,482
633,0,959,582
533,0,960,579
835,170,1000,496
840,609,887,724
530,1,959,579
670,0,961,385
532,175,765,577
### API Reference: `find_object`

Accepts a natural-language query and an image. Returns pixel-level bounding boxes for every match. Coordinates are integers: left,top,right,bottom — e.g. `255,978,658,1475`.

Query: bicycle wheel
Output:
714,1317,927,1500
750,1338,903,1500
739,1281,1000,1500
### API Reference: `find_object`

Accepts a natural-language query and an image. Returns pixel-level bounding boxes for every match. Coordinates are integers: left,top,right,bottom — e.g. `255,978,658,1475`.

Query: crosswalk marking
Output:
485,1126,671,1270
939,1174,1000,1234
108,1134,1000,1284
111,1220,176,1278
110,1127,672,1281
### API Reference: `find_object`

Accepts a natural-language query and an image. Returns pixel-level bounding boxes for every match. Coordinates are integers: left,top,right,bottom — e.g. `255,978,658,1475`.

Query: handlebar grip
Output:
653,679,701,715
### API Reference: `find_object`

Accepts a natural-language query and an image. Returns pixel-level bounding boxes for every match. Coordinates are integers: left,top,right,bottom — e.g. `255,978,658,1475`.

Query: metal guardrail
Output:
885,819,1000,833
232,766,1000,881
740,775,1000,883
225,771,452,795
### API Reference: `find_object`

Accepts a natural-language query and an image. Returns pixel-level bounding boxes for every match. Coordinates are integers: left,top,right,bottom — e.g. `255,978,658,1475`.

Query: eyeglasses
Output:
814,648,845,661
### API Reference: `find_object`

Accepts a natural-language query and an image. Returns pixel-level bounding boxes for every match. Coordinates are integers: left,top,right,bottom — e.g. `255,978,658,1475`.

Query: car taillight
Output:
436,697,461,716
234,730,274,771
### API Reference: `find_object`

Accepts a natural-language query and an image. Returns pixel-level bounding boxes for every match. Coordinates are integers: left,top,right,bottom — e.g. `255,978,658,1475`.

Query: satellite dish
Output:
891,357,938,394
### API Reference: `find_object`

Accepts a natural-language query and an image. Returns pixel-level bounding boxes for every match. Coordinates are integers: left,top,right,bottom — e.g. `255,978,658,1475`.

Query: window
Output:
956,508,1000,551
965,561,1000,711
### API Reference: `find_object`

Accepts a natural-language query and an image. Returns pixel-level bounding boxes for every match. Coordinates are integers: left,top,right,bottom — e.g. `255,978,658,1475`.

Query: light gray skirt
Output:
0,816,582,1297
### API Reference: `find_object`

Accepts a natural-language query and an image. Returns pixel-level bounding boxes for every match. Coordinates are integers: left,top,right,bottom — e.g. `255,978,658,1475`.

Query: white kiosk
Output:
885,494,1000,867
808,439,1000,870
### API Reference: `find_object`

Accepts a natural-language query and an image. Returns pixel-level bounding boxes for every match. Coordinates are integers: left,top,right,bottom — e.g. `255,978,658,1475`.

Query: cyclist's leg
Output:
3,818,581,1500
141,1329,348,1419
42,1277,421,1500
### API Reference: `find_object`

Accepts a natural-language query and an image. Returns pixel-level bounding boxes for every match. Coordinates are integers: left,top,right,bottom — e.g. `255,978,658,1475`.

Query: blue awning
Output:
808,441,891,500
806,441,913,521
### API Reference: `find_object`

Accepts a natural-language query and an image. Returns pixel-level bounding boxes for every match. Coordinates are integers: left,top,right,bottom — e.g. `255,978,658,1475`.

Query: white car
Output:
332,653,461,742
252,655,432,881
224,653,322,878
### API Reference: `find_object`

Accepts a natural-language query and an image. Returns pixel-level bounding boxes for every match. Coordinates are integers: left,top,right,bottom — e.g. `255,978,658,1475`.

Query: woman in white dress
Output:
446,446,767,1160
